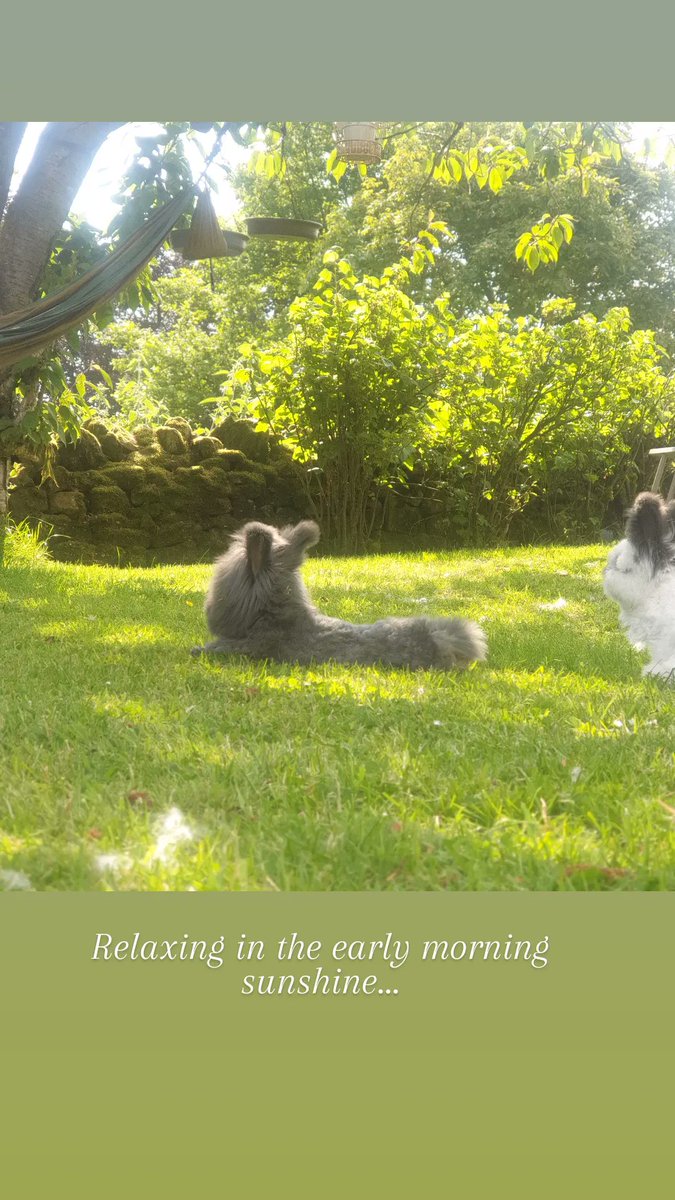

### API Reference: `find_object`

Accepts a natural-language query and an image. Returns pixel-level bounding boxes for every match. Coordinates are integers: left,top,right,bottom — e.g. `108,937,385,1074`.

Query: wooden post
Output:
648,447,675,494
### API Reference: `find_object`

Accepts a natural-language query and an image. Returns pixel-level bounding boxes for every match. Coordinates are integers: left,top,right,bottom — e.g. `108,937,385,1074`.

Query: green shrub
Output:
3,519,52,565
218,243,454,551
216,264,675,546
421,300,675,540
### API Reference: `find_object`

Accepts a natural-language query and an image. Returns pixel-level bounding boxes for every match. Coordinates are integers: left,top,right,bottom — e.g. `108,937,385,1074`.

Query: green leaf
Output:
525,245,540,272
92,364,112,388
515,233,531,261
488,167,503,193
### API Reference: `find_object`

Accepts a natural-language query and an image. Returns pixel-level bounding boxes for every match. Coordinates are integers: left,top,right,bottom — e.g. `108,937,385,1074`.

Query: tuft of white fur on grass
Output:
539,597,568,612
0,868,33,890
150,807,196,865
95,852,133,877
93,811,198,878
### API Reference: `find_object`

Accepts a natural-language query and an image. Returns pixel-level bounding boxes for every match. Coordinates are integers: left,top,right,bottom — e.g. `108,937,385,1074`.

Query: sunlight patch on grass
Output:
17,596,49,611
90,694,169,725
37,620,83,639
2,541,675,890
99,623,173,646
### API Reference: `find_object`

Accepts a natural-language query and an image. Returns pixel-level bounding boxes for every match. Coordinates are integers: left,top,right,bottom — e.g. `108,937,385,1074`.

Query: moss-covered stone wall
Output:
8,417,308,565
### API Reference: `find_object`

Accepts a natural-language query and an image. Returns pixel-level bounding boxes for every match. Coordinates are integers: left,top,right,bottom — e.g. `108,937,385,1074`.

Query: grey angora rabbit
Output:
192,519,487,671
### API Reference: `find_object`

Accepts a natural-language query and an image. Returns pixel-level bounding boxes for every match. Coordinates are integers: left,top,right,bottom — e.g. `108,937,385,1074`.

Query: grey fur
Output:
192,520,487,671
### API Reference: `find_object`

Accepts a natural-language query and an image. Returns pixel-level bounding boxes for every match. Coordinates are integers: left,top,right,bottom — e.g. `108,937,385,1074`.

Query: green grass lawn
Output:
2,533,674,891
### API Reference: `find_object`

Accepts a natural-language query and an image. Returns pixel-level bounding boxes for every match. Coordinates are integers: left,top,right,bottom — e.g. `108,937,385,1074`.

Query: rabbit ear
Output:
243,523,274,577
282,521,320,567
626,492,671,568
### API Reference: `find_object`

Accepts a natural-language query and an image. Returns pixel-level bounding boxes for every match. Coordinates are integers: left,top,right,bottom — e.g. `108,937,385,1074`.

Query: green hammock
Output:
0,188,195,370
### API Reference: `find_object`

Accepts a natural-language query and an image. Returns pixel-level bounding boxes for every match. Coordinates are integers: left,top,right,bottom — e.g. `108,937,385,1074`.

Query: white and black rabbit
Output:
603,491,675,679
192,519,487,671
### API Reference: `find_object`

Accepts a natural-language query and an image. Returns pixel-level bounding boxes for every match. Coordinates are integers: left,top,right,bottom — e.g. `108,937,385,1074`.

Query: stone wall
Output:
8,417,308,565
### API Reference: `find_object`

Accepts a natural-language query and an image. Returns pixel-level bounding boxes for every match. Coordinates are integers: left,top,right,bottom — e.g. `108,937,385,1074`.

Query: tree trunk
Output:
0,122,122,562
0,122,122,314
0,122,27,218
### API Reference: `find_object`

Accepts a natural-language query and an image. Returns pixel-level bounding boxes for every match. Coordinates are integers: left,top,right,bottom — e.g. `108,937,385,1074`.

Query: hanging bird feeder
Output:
245,216,322,242
245,124,324,243
333,121,381,165
170,191,249,289
221,230,249,256
171,226,249,258
182,189,229,259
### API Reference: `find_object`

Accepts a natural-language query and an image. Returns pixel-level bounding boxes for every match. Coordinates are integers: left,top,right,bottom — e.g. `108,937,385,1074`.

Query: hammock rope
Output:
0,187,196,370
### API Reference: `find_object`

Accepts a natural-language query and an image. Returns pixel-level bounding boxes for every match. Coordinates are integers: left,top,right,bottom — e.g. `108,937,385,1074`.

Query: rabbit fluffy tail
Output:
430,619,488,668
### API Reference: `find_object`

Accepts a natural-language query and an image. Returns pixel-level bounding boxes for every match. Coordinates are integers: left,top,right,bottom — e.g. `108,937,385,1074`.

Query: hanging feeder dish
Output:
222,230,249,256
171,226,249,258
183,189,229,259
333,121,381,165
245,217,322,242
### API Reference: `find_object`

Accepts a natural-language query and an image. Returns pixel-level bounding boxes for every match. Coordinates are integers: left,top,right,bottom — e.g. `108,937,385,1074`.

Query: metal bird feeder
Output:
332,121,382,165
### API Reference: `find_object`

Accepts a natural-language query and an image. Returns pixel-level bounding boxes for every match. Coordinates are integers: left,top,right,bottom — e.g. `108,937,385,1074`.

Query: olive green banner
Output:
1,892,672,1196
2,2,675,118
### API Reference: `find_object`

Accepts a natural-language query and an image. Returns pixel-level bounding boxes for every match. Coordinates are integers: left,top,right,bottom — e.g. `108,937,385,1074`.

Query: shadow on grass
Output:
0,557,645,686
